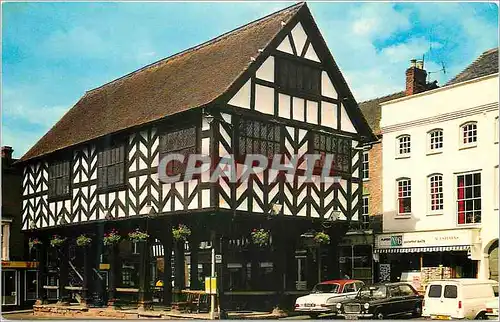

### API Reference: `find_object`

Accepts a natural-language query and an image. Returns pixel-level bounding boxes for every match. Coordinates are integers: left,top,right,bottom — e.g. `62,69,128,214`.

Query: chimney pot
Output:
416,60,424,69
410,59,417,68
406,62,428,96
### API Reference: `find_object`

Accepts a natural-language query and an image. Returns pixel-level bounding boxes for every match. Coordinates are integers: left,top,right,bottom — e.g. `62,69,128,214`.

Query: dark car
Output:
331,282,423,320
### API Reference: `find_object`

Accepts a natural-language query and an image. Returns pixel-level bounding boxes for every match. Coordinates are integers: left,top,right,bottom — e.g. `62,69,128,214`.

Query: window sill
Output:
97,184,127,194
362,178,370,182
394,214,412,219
459,144,477,150
395,155,410,160
47,195,72,203
426,150,443,156
457,223,481,227
426,212,443,216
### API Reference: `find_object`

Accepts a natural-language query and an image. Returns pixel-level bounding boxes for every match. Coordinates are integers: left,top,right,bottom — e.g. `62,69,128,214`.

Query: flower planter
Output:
172,224,191,241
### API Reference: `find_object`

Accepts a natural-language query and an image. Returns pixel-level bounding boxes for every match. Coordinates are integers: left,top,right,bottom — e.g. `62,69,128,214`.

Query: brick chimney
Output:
1,146,13,163
405,59,428,96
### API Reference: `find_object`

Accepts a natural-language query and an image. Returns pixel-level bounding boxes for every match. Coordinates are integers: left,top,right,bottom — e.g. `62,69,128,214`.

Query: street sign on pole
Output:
215,254,222,264
205,277,217,294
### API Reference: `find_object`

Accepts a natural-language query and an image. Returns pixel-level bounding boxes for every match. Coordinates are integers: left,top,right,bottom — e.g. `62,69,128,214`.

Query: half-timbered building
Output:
18,2,375,312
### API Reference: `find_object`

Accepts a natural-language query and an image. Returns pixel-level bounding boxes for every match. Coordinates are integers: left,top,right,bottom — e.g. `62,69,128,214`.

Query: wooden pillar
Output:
93,223,105,306
137,240,152,311
35,241,48,305
173,239,185,301
81,245,92,306
58,243,70,304
107,244,120,308
271,227,286,308
161,230,173,306
189,236,199,290
250,243,260,290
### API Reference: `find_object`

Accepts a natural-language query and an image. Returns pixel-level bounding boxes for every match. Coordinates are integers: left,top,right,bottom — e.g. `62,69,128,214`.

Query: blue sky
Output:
2,1,498,158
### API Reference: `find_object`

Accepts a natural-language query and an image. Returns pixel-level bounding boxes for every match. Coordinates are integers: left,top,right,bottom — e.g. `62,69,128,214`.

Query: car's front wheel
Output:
374,310,385,320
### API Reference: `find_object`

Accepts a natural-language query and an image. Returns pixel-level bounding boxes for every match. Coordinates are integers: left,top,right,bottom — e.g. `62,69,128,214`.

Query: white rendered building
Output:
376,48,499,283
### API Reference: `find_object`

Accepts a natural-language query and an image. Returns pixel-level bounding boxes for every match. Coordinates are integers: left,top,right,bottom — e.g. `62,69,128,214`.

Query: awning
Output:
374,245,471,254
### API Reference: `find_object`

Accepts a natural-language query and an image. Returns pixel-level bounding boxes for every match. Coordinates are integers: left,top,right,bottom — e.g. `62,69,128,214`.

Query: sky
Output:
2,1,499,158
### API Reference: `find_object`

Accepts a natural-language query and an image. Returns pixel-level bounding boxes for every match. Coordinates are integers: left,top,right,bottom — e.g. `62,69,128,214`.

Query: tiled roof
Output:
20,3,305,162
446,47,499,85
358,91,406,135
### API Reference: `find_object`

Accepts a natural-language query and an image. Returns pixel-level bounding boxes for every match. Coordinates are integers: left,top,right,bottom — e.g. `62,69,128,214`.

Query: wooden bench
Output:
171,290,208,313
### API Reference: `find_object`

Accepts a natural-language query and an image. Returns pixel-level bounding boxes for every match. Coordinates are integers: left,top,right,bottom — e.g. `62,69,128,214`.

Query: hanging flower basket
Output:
103,228,121,246
29,238,42,251
251,229,270,247
76,234,92,247
172,224,191,241
50,234,66,247
314,231,330,245
128,228,149,242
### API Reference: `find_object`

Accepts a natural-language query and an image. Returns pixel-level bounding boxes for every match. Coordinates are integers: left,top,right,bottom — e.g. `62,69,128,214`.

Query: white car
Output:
486,298,499,320
294,279,364,318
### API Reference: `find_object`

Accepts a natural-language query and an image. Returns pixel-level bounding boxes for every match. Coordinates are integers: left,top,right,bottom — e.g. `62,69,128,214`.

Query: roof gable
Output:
19,3,304,162
220,5,375,141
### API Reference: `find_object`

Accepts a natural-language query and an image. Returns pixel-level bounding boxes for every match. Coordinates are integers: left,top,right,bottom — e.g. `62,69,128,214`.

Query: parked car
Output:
422,279,498,320
332,282,423,319
294,279,364,318
486,298,499,320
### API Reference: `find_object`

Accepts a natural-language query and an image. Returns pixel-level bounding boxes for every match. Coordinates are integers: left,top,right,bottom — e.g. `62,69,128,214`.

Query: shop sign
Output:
376,229,477,249
1,261,38,268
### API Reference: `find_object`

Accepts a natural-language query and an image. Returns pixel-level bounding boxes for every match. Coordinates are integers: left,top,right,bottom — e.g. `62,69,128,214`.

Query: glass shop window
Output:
25,270,38,301
2,270,18,305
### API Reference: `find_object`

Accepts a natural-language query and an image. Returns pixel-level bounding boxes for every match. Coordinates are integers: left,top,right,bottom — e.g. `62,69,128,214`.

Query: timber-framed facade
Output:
18,3,375,312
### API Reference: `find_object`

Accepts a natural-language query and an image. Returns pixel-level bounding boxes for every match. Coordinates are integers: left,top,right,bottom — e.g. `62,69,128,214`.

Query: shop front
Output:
1,261,39,311
374,229,481,293
338,231,374,285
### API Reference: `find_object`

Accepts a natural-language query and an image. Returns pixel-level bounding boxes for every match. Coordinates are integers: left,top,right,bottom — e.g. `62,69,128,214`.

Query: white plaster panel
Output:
340,103,357,133
202,138,210,156
256,56,274,82
276,36,294,54
228,80,251,109
278,94,291,119
322,102,337,128
202,189,210,208
305,45,320,62
306,100,319,124
255,84,274,115
293,97,305,122
291,22,308,55
322,71,338,99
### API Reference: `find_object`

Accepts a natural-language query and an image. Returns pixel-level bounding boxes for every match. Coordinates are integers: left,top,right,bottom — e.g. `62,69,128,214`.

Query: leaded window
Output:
312,133,351,174
97,145,125,189
238,119,280,160
429,174,444,212
276,58,321,96
457,172,481,224
159,127,197,176
397,179,411,215
48,161,71,199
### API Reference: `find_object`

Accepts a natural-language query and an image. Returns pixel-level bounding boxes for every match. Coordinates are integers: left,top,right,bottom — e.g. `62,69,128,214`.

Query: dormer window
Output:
460,122,477,148
396,135,411,157
48,160,71,199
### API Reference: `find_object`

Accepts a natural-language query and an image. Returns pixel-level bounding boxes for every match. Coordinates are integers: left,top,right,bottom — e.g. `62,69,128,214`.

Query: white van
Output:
422,279,498,320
